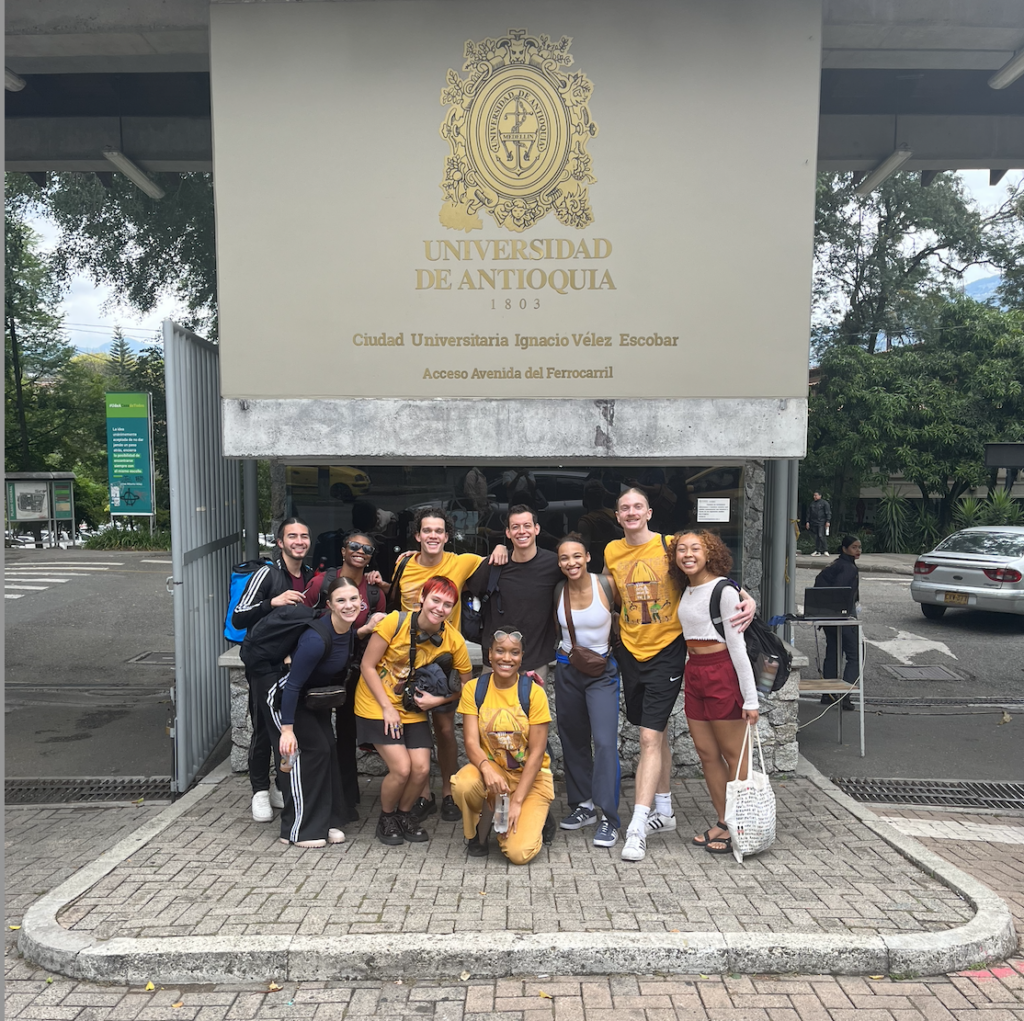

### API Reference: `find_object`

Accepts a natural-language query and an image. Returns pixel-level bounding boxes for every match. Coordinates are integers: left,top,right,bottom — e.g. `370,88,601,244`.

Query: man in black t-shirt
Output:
468,504,563,679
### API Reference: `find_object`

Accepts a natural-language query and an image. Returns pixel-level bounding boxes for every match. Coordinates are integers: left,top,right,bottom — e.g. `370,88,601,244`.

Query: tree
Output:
813,171,1021,356
7,171,217,337
805,299,1024,529
106,327,136,389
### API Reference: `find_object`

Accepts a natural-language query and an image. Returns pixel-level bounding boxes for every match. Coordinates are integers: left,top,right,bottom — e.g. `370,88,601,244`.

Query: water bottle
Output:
493,793,510,833
280,749,299,774
756,655,780,696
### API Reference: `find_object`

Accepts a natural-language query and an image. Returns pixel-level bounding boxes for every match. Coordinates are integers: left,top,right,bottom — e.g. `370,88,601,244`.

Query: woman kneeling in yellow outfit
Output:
452,628,554,864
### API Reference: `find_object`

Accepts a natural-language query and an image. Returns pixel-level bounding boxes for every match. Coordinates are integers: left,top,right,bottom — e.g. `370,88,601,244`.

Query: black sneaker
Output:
409,795,437,823
397,810,429,843
375,812,404,846
466,828,489,857
440,794,461,822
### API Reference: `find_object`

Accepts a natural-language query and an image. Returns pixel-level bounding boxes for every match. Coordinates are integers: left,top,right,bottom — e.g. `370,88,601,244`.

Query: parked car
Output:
910,526,1024,619
285,465,370,501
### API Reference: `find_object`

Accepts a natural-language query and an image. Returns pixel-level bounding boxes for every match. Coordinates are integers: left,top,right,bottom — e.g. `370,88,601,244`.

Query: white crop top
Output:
557,574,612,656
677,578,758,710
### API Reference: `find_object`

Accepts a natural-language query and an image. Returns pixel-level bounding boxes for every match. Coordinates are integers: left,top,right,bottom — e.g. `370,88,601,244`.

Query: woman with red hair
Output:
356,576,472,846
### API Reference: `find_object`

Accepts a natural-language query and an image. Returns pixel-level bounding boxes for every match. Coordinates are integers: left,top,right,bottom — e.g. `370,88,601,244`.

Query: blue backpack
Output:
224,559,272,643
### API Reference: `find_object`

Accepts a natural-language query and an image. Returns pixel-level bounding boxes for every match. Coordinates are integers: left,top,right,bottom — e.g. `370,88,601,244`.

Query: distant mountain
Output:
964,274,1002,303
72,336,161,357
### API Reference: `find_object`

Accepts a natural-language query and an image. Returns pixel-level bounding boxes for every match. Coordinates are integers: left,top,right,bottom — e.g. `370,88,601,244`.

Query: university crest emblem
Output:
438,28,598,233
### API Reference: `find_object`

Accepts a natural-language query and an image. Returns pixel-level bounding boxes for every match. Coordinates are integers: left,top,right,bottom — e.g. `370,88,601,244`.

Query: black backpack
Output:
709,579,792,693
240,604,333,674
461,563,503,644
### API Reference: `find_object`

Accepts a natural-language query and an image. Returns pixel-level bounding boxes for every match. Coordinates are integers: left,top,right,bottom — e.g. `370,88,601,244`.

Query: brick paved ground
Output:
54,774,972,941
6,792,1024,1021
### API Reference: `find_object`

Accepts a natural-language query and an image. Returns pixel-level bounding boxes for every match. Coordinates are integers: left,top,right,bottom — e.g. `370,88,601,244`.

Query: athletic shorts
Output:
683,648,744,722
355,717,433,749
619,635,686,731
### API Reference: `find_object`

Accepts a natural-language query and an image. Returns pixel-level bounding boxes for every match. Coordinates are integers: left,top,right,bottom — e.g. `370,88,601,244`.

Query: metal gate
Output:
164,321,241,792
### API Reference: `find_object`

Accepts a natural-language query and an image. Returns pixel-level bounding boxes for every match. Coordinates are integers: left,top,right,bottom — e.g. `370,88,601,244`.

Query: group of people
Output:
233,487,769,864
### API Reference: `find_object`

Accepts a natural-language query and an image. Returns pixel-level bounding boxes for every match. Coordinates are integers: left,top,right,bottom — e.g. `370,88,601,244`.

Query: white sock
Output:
654,793,673,817
580,799,594,810
629,805,651,832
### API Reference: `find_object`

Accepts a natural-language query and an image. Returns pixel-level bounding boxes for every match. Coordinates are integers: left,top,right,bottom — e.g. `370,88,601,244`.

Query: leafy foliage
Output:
805,299,1024,530
83,525,172,551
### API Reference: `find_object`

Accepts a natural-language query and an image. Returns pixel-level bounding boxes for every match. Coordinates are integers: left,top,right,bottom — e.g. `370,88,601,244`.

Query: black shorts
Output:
619,635,686,731
355,717,433,749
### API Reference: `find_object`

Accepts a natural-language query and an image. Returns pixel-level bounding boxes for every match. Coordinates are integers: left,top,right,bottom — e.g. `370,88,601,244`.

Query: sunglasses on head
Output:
493,629,523,643
345,541,375,555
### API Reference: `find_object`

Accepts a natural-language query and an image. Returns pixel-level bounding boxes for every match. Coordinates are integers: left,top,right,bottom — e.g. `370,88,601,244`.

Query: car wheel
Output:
330,483,354,501
921,603,946,620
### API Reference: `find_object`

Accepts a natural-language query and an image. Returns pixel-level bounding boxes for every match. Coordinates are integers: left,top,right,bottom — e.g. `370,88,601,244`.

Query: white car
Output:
910,526,1024,619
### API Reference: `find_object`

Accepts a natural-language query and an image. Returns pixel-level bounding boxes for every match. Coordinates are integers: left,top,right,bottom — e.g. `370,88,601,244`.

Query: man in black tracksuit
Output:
232,517,314,822
805,492,832,556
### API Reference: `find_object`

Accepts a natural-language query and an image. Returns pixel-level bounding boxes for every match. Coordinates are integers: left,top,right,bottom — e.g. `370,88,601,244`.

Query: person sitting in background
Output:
451,627,554,864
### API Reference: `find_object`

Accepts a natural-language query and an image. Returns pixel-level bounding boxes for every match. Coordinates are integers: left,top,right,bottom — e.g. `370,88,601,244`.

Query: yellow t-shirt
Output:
603,533,683,662
393,550,482,633
354,611,471,724
458,674,552,772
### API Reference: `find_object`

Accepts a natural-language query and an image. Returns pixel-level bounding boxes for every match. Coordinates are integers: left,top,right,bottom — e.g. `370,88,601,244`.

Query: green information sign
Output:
52,481,73,519
105,392,155,516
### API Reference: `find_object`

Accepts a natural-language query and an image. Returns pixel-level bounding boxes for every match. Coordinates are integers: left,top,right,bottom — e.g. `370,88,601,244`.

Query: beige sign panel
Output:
211,0,820,401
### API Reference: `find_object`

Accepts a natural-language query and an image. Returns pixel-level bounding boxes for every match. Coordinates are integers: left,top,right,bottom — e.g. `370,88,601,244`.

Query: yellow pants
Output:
450,761,554,865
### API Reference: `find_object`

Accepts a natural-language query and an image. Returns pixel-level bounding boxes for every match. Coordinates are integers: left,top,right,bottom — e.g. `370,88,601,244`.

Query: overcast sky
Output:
30,169,1023,353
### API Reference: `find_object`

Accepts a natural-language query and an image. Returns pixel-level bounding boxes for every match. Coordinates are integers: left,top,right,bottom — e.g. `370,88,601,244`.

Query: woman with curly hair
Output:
669,531,759,857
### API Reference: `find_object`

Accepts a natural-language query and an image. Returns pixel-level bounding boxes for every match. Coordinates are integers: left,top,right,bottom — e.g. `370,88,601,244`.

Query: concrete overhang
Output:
5,0,1024,174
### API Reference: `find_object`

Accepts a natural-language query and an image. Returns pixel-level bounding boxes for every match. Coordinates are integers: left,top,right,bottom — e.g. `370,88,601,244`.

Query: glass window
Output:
934,530,1024,558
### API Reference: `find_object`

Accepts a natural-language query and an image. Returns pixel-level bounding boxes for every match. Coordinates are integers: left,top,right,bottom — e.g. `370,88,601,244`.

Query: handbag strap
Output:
562,581,580,651
733,724,766,782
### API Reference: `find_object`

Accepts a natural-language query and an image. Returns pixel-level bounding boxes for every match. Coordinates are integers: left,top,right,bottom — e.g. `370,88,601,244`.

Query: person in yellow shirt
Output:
356,576,471,846
391,507,507,822
604,488,755,864
451,628,554,865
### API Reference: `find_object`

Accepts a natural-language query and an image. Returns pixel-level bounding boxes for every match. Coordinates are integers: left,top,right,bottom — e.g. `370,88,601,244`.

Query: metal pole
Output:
785,457,799,644
769,460,789,623
243,459,259,561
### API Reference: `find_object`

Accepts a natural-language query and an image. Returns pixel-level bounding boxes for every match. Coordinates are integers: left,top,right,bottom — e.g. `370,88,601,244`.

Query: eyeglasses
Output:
345,541,375,555
493,629,523,642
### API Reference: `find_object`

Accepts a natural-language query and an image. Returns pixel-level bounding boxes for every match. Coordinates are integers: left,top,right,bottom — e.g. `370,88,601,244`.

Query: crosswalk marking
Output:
4,560,123,566
140,559,172,564
2,577,69,583
5,593,25,600
4,566,112,572
5,584,49,591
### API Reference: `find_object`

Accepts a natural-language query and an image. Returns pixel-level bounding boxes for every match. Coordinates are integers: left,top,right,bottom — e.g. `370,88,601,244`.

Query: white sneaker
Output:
251,790,273,822
621,827,646,862
646,811,677,835
268,787,284,809
328,828,345,844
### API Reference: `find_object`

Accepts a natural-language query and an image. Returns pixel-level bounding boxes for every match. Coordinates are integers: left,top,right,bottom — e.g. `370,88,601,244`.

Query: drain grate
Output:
127,652,175,667
882,665,964,681
832,776,1024,811
5,776,173,806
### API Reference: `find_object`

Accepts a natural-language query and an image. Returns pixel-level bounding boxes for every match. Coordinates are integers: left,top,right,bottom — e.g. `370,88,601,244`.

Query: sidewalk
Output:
796,553,918,576
5,760,1022,1021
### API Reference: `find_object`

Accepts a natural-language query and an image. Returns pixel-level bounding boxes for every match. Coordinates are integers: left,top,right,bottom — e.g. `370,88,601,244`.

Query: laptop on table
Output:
801,586,855,619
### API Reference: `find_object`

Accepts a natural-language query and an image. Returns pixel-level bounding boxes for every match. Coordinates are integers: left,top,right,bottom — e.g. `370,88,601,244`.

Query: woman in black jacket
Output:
813,535,862,705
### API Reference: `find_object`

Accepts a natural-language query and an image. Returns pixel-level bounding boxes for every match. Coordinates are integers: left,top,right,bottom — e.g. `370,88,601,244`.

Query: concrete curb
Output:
18,760,1016,984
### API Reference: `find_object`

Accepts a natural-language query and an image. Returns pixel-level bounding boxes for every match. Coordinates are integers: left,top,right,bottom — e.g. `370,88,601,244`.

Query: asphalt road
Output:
794,565,1024,783
4,549,176,779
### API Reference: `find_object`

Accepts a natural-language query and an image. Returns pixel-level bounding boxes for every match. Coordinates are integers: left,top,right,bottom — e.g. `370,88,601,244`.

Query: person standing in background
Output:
805,492,831,556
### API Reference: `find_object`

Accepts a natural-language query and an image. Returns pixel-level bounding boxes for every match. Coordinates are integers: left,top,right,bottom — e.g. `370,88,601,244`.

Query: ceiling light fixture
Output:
102,147,165,200
5,67,26,91
988,49,1024,90
854,145,913,195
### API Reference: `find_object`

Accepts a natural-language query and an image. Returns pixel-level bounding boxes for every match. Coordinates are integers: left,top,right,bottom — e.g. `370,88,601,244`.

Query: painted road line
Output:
4,566,112,571
5,584,50,591
140,559,172,564
4,577,69,584
5,593,25,600
4,561,123,566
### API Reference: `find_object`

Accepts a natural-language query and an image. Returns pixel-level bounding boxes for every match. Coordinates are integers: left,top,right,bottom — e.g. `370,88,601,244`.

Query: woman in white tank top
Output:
670,530,759,858
551,535,622,847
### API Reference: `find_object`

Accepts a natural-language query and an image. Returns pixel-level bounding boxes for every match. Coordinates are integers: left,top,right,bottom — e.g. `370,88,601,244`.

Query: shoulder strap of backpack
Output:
484,562,502,597
474,669,492,711
595,573,615,607
387,555,412,611
709,578,730,640
308,614,335,669
517,673,532,718
365,582,381,612
660,532,669,555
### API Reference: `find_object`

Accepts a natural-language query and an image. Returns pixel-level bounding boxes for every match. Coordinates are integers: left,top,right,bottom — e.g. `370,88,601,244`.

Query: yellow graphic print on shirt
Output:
482,705,528,771
622,555,672,626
